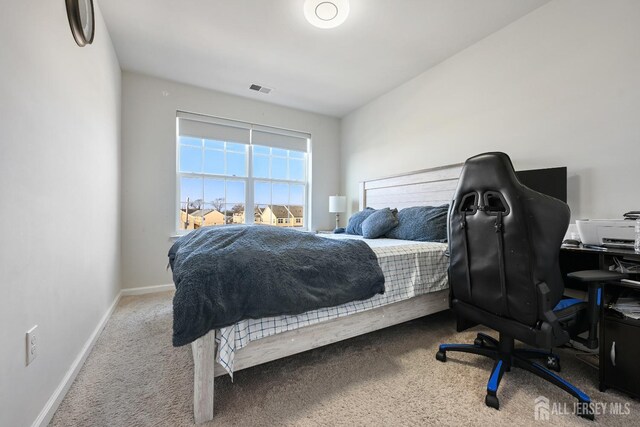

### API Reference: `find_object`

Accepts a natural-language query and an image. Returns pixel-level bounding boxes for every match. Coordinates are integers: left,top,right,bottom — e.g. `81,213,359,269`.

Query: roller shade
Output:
178,113,250,145
252,129,309,153
177,111,310,151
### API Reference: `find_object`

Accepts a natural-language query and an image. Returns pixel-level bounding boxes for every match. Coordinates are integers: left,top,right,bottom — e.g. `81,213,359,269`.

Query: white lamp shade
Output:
329,196,347,213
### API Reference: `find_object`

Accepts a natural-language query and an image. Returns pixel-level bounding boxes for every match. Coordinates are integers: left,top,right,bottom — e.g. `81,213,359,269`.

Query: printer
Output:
576,219,637,249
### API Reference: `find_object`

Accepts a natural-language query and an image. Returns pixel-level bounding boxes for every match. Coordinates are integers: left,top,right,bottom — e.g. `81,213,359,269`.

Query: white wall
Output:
341,0,640,221
121,72,341,289
0,2,121,426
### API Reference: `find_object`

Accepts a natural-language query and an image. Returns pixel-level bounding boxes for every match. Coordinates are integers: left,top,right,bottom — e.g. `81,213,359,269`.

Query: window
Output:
176,112,310,232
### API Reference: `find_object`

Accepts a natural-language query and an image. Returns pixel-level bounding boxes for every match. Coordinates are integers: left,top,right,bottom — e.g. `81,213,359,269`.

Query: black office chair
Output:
436,152,625,420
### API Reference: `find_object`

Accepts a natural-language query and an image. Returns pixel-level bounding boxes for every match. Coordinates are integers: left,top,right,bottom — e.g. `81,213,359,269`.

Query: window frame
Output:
175,113,311,234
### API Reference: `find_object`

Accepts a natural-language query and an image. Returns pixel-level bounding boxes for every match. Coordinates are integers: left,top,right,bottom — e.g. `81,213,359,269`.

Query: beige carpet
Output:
51,292,639,426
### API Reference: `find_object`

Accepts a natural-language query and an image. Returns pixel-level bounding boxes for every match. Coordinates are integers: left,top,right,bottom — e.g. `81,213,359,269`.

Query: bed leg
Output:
192,332,216,424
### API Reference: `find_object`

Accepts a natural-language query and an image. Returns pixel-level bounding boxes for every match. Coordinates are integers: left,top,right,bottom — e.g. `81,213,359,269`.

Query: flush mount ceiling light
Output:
304,0,350,29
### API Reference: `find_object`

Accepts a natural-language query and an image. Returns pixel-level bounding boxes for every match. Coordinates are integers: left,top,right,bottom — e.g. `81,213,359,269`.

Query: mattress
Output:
215,234,449,377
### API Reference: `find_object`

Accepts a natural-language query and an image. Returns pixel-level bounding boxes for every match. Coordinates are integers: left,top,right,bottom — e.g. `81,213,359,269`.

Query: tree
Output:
211,198,225,212
188,199,203,210
231,204,244,214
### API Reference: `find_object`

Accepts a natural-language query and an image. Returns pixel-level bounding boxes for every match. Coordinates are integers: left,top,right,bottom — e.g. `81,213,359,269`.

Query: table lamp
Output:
329,195,347,231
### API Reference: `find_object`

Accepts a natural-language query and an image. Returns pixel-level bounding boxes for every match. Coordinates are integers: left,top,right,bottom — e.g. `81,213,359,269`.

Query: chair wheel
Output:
485,394,500,410
546,356,561,372
474,338,484,347
436,351,447,362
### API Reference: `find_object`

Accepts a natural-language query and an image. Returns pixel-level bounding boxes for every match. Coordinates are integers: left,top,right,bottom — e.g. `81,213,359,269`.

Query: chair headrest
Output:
456,152,520,195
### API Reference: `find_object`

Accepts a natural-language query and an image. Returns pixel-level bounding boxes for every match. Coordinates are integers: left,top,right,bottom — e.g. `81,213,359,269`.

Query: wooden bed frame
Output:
190,163,463,423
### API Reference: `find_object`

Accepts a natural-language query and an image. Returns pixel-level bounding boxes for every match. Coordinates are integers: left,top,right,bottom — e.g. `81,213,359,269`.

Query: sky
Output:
179,137,306,211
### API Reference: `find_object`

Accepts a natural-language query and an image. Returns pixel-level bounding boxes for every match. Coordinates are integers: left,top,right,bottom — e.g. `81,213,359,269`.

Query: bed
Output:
188,163,463,423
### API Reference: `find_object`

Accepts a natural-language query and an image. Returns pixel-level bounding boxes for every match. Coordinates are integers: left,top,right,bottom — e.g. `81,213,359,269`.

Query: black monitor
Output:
516,167,567,203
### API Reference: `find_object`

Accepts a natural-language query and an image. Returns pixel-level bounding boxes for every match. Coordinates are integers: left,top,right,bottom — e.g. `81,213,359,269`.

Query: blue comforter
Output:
168,225,385,346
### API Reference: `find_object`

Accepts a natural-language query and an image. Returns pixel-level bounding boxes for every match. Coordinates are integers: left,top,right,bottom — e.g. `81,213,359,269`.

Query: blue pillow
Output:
385,205,449,242
345,207,376,235
362,208,399,239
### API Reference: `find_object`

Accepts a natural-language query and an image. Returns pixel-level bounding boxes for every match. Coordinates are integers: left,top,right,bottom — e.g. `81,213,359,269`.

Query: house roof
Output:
214,205,305,219
287,205,304,217
188,209,223,217
269,205,290,219
258,205,304,219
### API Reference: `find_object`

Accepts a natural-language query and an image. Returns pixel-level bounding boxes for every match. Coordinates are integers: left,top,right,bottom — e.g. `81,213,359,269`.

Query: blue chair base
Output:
436,332,594,420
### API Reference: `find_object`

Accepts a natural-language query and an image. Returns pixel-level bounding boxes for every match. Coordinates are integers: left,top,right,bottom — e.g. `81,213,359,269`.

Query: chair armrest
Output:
536,282,569,347
566,270,626,349
567,270,627,282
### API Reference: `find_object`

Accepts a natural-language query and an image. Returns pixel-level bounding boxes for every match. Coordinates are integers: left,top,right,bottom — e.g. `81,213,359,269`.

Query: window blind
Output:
177,111,310,151
177,112,250,145
251,127,310,153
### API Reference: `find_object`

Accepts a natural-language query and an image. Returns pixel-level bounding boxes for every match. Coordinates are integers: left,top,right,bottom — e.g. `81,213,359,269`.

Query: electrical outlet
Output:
26,325,38,366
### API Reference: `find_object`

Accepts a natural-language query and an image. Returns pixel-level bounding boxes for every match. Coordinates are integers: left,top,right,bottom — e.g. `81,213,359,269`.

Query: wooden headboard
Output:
359,163,464,210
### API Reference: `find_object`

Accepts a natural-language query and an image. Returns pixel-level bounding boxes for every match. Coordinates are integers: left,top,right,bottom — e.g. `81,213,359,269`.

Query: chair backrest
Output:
448,152,570,327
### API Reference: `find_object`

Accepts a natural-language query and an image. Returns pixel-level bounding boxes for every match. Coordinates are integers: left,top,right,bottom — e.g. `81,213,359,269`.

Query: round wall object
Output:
303,0,350,29
66,0,95,46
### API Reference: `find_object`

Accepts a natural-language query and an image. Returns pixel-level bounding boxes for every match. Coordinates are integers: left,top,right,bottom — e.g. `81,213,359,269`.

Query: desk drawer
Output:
602,318,640,398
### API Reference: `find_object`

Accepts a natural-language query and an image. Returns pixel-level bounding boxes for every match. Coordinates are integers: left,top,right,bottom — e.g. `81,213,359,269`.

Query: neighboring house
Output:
232,207,263,224
200,205,304,227
232,211,244,224
180,208,225,229
257,205,304,227
287,205,304,226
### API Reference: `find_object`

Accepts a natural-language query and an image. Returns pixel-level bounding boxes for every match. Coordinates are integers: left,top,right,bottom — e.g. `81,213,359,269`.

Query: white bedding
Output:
322,233,439,247
215,234,449,377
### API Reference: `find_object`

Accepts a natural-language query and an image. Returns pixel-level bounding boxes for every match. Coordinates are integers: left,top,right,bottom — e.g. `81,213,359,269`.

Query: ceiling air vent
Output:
249,84,272,94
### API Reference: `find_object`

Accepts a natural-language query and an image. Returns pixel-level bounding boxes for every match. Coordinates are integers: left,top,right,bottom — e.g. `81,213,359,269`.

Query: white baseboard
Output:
31,290,123,427
31,284,174,426
120,284,174,296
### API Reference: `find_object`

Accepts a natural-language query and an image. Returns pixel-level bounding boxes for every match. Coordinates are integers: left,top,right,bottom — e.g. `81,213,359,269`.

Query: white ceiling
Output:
99,0,549,117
